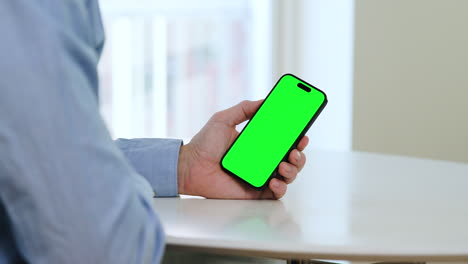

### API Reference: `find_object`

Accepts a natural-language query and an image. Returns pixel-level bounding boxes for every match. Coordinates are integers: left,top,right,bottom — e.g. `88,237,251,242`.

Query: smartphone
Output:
220,74,327,189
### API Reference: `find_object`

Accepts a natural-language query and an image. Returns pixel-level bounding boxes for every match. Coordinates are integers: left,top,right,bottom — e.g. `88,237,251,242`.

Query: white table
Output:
153,150,468,262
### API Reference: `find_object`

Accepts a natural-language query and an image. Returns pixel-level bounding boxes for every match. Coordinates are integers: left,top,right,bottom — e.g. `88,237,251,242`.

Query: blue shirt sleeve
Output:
116,139,182,197
0,0,167,263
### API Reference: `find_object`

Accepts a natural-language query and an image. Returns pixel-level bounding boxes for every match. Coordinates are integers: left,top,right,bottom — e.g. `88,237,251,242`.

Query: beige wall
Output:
353,0,468,163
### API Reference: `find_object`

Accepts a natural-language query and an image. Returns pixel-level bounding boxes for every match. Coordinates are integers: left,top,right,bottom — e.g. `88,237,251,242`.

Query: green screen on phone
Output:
221,74,327,188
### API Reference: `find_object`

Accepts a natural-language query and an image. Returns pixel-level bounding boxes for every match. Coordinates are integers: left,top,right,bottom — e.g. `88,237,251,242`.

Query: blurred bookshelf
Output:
98,0,272,140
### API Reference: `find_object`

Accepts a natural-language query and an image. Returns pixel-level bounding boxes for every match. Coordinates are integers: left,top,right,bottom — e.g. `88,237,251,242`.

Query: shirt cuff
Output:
115,138,183,197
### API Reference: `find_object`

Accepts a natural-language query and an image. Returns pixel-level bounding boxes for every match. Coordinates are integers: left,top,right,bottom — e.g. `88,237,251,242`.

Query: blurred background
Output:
98,0,468,163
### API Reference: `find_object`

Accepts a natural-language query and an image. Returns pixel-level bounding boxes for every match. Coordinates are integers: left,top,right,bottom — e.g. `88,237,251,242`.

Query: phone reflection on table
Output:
165,196,302,242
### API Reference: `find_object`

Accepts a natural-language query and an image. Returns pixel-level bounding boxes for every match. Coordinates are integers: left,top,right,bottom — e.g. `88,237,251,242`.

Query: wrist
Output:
177,144,191,195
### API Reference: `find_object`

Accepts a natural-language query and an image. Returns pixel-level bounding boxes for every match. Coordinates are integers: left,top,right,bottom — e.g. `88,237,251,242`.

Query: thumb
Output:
214,100,263,126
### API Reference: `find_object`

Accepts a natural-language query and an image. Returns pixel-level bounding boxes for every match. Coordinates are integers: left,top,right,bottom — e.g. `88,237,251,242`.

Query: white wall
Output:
353,0,468,163
272,0,355,151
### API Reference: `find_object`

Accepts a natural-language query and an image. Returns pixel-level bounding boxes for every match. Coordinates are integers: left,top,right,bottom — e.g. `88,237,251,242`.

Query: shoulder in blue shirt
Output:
0,0,179,263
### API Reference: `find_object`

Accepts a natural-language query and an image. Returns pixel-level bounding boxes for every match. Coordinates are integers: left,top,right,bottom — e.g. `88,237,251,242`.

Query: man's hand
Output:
177,100,309,199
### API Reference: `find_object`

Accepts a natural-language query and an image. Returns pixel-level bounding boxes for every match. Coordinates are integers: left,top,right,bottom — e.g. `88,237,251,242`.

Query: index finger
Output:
297,136,309,151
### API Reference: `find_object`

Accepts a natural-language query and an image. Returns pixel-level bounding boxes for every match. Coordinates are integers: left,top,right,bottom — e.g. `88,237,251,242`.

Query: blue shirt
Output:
0,0,181,263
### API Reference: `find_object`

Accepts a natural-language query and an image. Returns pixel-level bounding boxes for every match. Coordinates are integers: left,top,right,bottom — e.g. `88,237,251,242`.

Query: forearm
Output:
116,138,183,197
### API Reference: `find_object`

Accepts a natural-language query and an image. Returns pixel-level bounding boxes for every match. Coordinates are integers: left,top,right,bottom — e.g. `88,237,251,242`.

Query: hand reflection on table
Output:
171,196,301,241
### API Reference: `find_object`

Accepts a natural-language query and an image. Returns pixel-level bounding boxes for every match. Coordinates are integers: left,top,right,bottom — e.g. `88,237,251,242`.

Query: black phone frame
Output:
220,73,328,191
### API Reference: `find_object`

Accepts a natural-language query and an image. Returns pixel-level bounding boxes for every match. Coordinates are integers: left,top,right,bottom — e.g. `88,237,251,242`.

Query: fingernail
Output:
296,151,301,161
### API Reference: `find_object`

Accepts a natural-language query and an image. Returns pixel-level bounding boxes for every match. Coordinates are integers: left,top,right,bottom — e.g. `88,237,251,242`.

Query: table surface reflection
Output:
153,150,468,261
